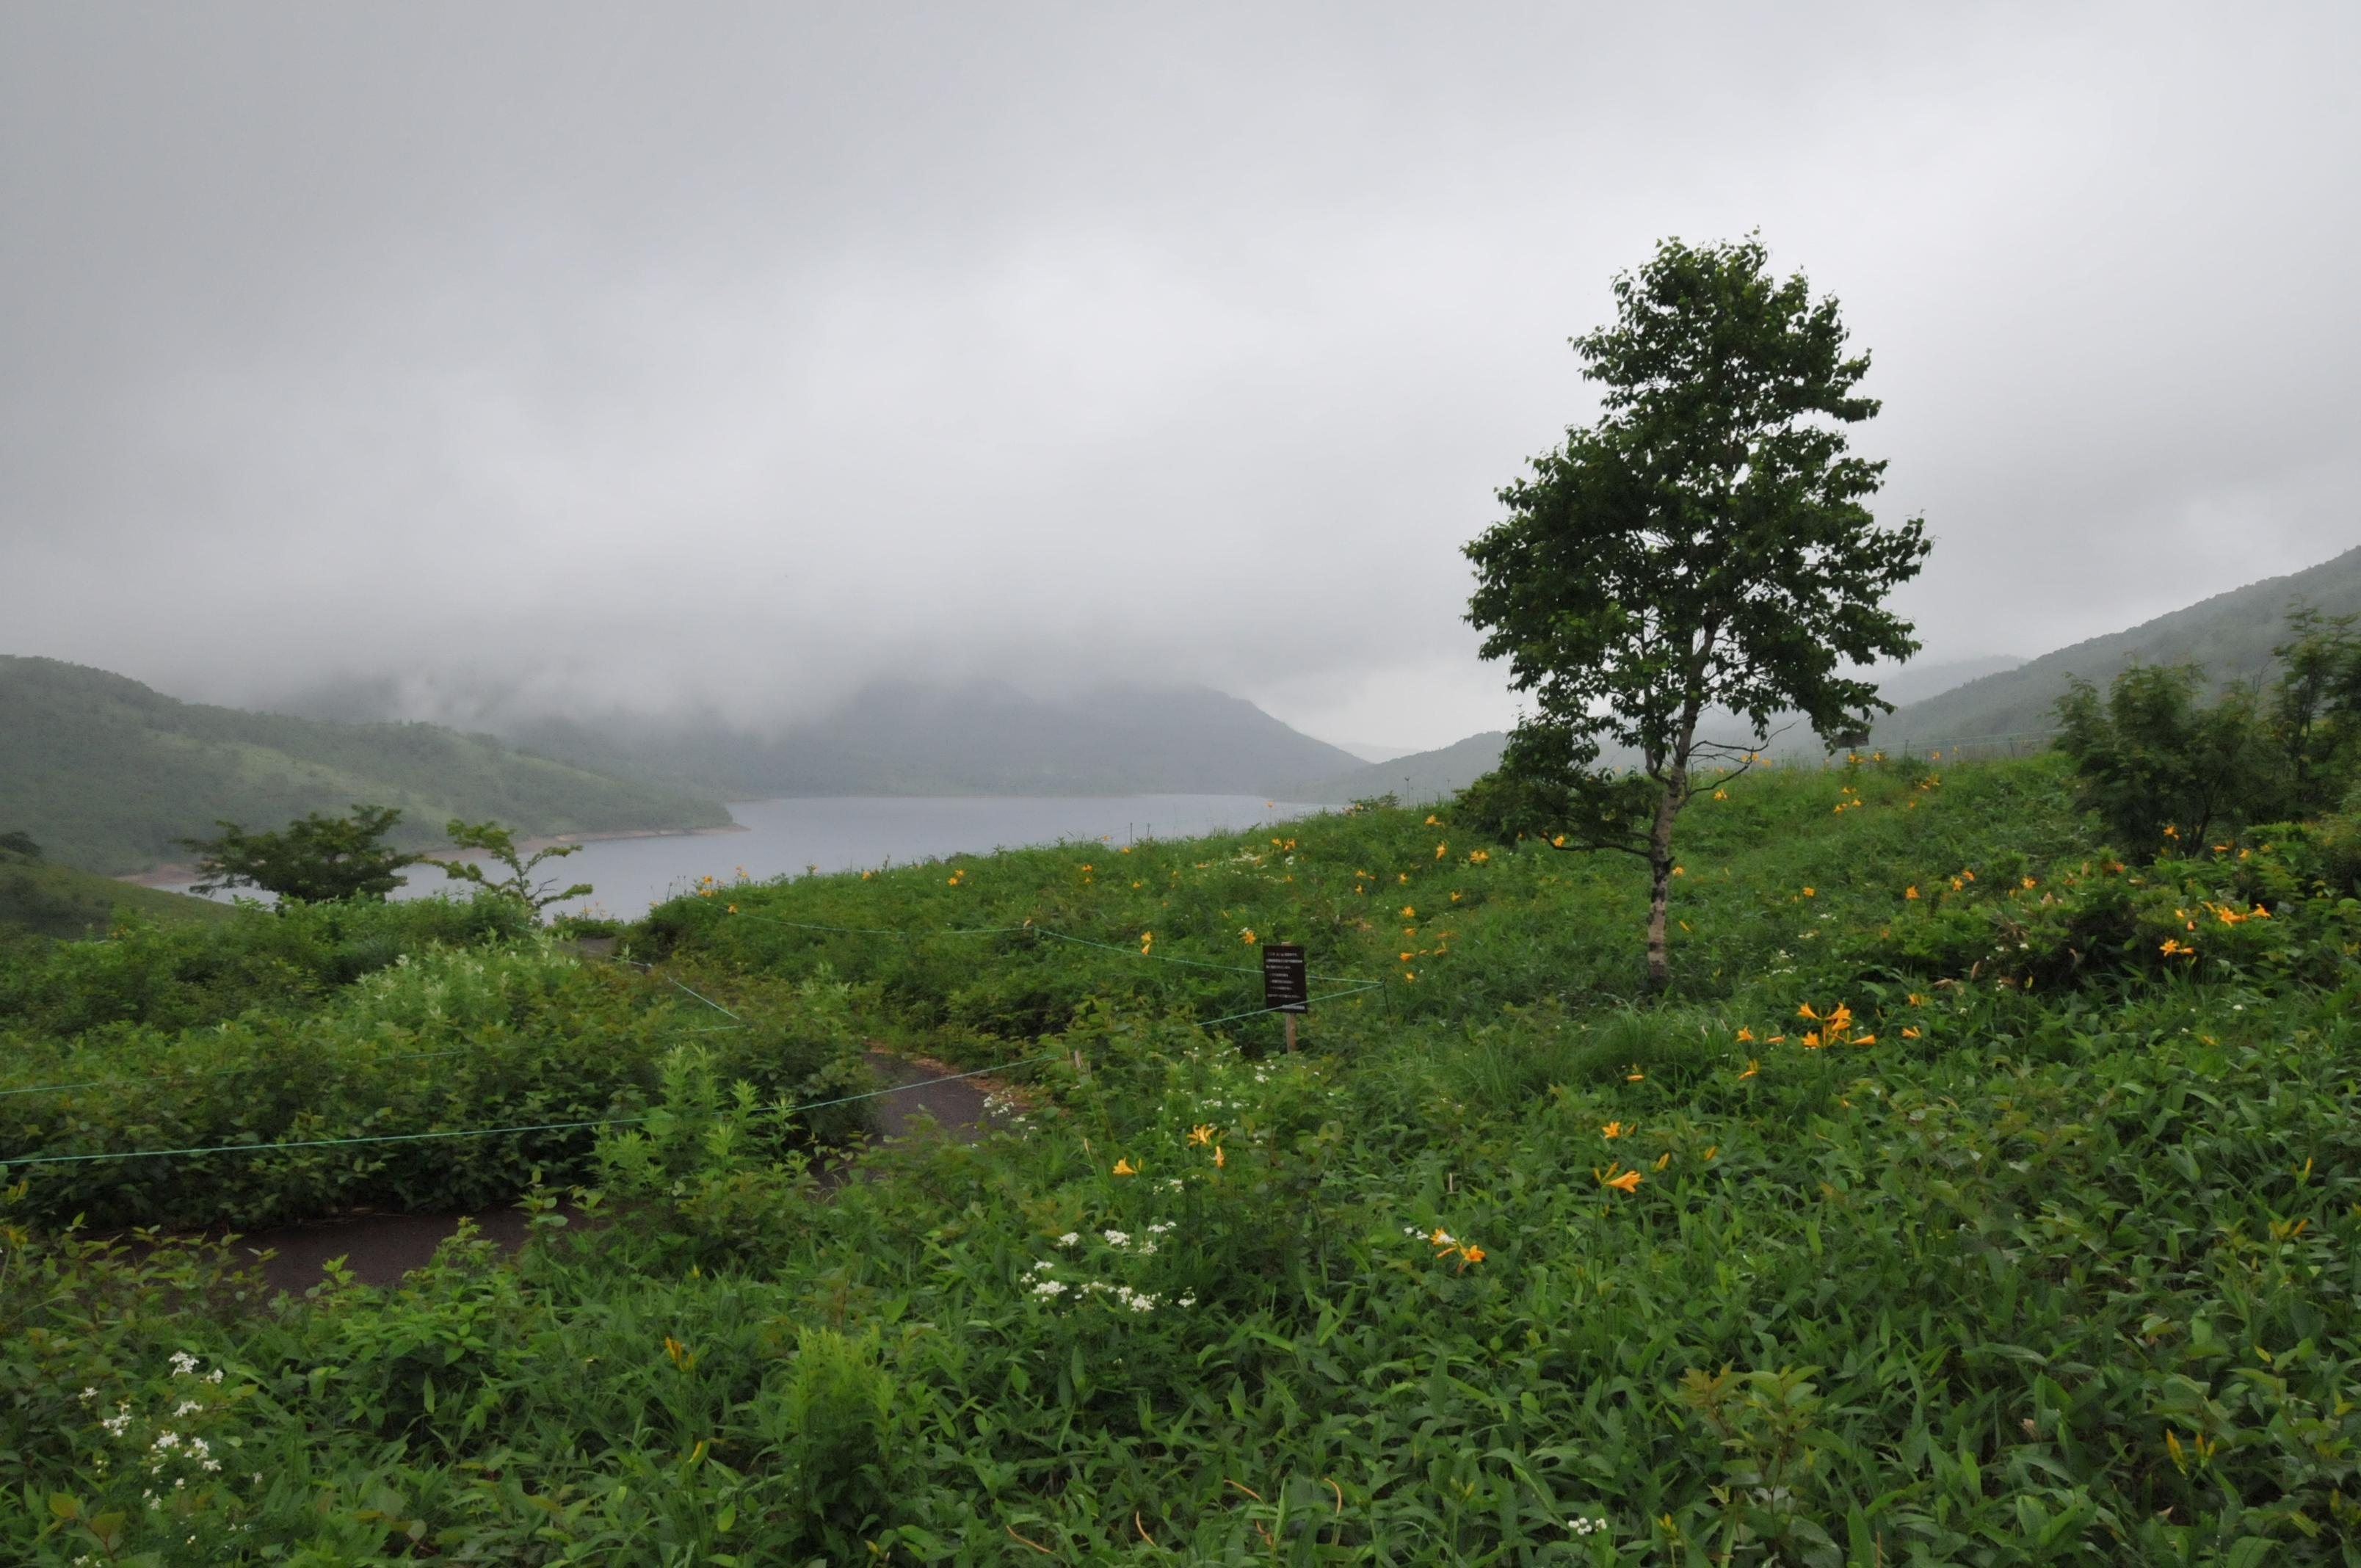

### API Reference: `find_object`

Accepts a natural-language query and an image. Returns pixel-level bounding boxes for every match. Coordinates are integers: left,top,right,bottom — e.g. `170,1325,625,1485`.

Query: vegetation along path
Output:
232,1043,1007,1292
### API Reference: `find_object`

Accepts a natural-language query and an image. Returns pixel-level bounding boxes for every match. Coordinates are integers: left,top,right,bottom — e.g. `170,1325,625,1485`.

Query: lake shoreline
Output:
115,820,750,888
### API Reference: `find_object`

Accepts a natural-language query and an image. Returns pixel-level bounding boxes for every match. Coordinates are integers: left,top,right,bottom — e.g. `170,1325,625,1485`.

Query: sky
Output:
4,4,2355,754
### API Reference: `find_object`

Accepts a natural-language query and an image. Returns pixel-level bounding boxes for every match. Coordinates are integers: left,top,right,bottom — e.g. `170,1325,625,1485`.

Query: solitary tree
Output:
1463,236,1929,988
181,804,422,902
440,819,593,914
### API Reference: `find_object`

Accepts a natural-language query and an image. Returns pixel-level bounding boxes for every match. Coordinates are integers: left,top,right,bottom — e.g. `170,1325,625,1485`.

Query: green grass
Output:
6,755,2361,1564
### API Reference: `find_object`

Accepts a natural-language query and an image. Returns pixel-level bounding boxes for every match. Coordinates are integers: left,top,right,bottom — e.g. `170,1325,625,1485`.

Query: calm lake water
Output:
163,794,1336,918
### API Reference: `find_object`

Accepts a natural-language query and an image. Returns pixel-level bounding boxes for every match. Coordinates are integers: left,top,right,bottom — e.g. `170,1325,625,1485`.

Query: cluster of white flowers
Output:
166,1352,223,1384
1031,1280,1068,1299
1073,1280,1161,1313
149,1431,222,1474
1101,1228,1131,1248
100,1403,134,1437
1568,1515,1609,1536
1054,1231,1081,1248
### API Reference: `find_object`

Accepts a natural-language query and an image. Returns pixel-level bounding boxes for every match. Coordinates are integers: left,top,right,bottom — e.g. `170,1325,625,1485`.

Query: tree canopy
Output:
439,819,594,913
1463,235,1929,986
180,804,423,904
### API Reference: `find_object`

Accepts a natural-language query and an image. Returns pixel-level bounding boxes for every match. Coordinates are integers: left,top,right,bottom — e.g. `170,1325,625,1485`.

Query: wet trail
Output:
230,1048,1000,1293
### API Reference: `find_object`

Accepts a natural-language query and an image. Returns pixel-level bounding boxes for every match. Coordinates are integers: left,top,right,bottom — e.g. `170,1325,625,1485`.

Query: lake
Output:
160,794,1337,917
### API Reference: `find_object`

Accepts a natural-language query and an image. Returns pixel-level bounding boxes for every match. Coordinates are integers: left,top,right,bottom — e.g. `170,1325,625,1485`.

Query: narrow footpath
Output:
234,1046,999,1293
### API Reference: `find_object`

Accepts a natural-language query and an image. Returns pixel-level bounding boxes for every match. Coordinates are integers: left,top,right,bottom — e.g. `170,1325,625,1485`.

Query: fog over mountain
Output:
4,6,2356,750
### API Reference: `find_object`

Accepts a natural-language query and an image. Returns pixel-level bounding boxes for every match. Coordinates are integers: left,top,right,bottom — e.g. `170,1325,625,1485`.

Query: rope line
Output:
725,910,1377,987
0,1048,477,1102
1194,981,1385,1030
0,1114,651,1169
776,1051,1065,1116
0,1048,1069,1169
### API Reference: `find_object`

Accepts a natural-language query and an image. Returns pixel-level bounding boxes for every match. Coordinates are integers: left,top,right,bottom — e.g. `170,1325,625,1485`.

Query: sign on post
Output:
1262,944,1309,1012
1262,943,1309,1052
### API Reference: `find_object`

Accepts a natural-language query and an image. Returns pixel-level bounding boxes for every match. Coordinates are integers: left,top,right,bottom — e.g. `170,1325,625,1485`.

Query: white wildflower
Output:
174,1401,203,1417
168,1351,200,1376
1178,1291,1199,1307
1102,1229,1131,1248
1054,1232,1081,1248
1031,1280,1068,1298
78,1387,98,1404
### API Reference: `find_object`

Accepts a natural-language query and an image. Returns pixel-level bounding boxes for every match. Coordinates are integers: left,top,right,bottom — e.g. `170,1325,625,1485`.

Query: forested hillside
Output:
0,657,732,873
1874,545,2361,748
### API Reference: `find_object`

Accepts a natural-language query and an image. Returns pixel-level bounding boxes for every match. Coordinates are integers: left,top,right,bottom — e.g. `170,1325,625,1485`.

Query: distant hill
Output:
299,679,1367,801
1873,546,2361,750
0,841,236,937
1279,731,1511,805
0,657,733,874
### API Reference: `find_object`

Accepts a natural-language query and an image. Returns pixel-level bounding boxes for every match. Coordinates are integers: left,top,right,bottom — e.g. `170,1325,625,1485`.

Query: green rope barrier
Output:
0,1114,653,1169
0,1048,477,1101
1194,981,1385,1030
725,909,1377,987
0,1048,1073,1169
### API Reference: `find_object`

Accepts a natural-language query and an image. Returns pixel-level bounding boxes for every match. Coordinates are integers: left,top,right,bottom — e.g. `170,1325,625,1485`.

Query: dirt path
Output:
232,1048,1002,1293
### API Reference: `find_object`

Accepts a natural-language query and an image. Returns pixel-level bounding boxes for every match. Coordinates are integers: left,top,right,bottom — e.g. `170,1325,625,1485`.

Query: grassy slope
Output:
10,755,2361,1561
0,850,234,938
0,656,733,873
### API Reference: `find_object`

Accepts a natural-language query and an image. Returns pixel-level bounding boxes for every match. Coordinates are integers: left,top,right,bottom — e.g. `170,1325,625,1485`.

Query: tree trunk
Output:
1644,784,1679,990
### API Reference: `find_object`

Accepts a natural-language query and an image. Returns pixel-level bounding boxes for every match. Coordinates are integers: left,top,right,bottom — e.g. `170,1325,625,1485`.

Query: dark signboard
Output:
1261,943,1309,1013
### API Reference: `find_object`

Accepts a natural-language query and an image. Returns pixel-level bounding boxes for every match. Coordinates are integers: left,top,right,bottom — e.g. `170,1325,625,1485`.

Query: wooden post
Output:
1284,1013,1297,1053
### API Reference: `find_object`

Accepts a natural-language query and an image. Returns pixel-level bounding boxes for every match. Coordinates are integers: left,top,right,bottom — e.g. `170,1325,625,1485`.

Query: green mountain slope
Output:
0,657,732,874
0,843,235,937
1874,545,2361,749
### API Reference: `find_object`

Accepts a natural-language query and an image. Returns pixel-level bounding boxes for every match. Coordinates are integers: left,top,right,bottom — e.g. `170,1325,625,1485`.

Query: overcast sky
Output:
4,4,2354,752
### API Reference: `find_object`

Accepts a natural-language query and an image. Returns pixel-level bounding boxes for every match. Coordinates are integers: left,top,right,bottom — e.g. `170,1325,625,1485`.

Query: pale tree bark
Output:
1644,628,1713,989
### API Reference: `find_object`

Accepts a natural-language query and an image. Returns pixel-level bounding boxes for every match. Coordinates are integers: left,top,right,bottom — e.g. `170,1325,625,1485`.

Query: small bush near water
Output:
7,756,2361,1562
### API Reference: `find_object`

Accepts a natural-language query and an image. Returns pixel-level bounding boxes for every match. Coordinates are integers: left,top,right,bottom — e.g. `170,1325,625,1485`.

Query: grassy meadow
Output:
6,752,2360,1564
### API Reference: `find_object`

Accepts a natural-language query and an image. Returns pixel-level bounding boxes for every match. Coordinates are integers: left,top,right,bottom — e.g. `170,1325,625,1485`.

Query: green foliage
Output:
0,912,871,1230
438,818,594,912
181,802,424,903
10,755,2361,1561
2056,612,2361,860
1465,235,1929,986
2055,664,2276,853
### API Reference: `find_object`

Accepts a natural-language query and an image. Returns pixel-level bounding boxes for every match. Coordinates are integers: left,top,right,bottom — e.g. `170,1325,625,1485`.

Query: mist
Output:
4,4,2355,752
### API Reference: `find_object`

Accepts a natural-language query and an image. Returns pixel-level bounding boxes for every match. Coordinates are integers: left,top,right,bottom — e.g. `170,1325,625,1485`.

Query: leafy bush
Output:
0,942,873,1230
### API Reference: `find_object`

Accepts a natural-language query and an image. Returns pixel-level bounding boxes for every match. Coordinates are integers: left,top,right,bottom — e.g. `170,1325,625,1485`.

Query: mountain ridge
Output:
1873,545,2361,748
289,678,1366,802
0,656,733,874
